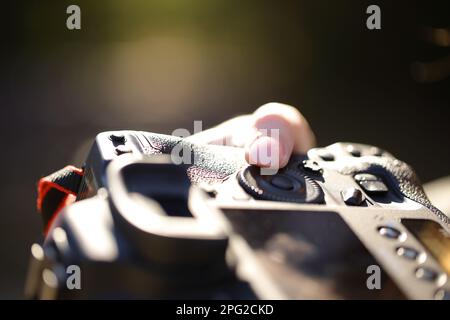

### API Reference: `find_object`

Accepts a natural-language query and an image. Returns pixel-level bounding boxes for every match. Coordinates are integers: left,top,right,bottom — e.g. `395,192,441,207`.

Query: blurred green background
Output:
1,0,449,298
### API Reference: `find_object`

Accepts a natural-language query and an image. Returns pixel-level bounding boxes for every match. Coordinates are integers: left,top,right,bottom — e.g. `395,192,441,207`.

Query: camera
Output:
25,130,450,299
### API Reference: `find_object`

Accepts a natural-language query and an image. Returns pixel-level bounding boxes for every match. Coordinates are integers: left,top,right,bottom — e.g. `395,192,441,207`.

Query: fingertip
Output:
245,135,290,169
253,102,316,153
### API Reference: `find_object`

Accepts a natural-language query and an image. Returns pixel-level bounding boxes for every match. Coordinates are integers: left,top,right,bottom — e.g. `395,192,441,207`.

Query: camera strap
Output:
37,165,84,235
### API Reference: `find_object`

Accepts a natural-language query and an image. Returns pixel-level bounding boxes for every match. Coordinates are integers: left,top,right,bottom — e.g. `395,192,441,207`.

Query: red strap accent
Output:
37,165,83,235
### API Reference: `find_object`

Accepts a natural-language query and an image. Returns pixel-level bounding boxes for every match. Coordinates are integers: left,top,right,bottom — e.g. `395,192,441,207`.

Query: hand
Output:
188,102,316,169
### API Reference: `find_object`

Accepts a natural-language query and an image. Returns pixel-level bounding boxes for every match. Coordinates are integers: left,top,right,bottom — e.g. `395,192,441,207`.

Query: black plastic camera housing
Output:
25,131,450,300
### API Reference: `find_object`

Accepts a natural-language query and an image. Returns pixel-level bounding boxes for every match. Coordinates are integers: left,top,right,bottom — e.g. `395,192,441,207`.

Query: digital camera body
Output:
25,130,450,300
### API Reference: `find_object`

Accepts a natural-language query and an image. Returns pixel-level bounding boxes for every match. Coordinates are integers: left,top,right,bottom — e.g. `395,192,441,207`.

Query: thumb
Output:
245,103,316,168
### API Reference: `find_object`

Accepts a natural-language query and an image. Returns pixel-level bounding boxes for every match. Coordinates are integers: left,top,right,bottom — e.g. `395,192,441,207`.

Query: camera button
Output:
396,246,420,260
238,166,324,204
115,145,133,155
378,226,402,239
270,175,294,191
341,187,364,206
354,173,389,193
435,289,450,300
415,267,439,282
317,150,335,161
346,145,361,157
370,147,384,157
300,160,323,175
109,133,126,144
